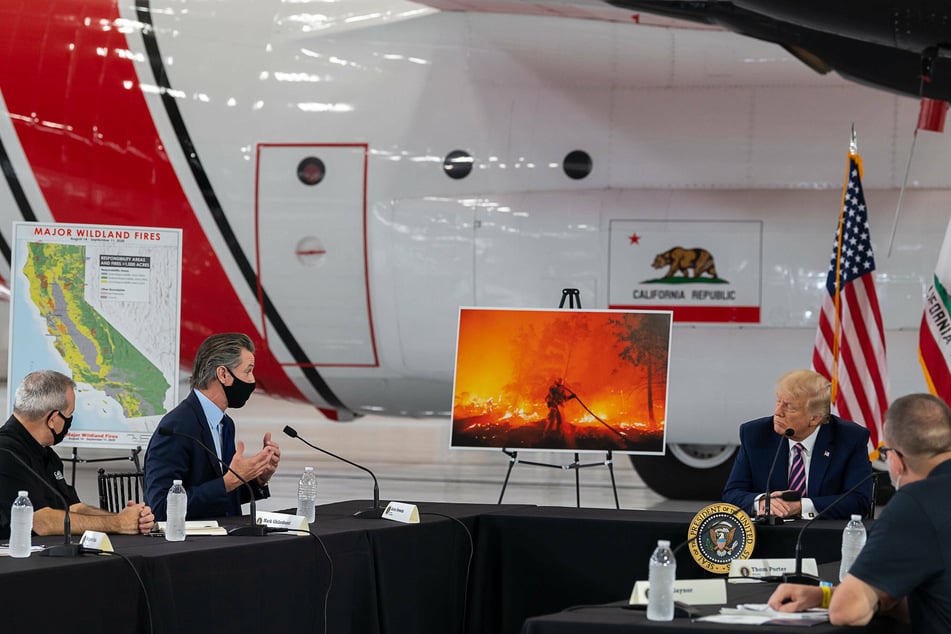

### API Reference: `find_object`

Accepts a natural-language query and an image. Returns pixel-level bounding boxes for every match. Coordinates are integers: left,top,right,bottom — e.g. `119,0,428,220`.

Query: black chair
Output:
97,469,145,512
869,469,897,518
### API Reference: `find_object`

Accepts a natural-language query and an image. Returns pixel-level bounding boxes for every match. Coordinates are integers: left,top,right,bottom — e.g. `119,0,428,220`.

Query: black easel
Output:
63,446,142,485
496,288,621,509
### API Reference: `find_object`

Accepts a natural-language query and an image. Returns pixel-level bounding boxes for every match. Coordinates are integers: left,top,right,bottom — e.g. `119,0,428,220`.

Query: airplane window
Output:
443,150,473,180
297,157,326,186
563,150,592,180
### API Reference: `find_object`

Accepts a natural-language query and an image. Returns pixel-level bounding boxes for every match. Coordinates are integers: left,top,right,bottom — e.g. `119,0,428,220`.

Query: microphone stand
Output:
0,447,85,557
753,427,794,526
783,470,877,585
156,428,273,536
283,425,384,519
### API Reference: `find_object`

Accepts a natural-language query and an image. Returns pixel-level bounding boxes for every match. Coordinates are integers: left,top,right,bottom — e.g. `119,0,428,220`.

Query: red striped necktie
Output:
788,442,807,495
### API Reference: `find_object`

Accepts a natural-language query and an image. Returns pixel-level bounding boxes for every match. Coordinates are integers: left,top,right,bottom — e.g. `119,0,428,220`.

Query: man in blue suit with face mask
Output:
144,333,281,521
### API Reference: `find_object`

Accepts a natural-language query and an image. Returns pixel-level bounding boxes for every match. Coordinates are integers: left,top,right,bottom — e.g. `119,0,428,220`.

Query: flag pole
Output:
888,126,918,257
831,126,857,402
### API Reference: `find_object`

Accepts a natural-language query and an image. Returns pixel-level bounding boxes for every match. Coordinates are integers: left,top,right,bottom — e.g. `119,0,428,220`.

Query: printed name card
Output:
255,511,310,532
728,558,818,583
629,579,727,606
382,501,420,524
80,530,113,552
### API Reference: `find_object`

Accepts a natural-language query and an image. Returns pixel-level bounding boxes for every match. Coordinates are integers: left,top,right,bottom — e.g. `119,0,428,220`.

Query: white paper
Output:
0,545,45,556
705,603,829,625
155,520,227,536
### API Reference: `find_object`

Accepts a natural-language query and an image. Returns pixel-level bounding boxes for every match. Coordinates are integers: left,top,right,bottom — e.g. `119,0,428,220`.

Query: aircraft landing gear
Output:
630,444,738,500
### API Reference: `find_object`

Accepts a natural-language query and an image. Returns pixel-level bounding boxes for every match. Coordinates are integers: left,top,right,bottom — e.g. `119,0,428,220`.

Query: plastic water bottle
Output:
839,514,867,581
165,479,187,542
297,467,317,524
9,490,33,558
647,539,676,621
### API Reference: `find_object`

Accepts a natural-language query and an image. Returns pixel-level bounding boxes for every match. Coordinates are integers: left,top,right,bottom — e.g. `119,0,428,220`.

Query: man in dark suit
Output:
722,369,873,520
144,333,281,521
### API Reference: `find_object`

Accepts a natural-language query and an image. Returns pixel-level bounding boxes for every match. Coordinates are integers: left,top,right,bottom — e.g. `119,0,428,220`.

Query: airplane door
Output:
256,144,377,366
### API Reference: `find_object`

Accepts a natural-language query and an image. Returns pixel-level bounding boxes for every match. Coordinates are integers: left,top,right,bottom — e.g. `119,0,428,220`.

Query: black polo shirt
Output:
0,415,80,539
849,459,951,633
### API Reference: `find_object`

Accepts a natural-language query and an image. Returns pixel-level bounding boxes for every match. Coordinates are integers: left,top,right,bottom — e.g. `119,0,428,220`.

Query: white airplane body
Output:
0,0,948,497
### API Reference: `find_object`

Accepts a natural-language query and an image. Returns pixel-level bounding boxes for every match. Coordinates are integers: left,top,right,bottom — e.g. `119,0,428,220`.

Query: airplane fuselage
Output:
1,1,948,496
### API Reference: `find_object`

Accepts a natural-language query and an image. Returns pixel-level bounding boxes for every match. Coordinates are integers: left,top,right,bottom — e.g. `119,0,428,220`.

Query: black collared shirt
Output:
0,414,80,539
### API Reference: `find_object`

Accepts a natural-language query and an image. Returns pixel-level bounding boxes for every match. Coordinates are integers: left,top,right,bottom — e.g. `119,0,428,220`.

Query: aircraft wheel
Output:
630,444,738,500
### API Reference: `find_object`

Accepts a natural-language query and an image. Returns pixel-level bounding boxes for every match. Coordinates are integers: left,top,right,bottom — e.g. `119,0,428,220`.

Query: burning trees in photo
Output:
450,308,672,452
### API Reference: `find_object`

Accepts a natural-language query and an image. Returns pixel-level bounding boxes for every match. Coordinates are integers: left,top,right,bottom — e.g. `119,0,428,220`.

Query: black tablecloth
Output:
520,564,908,634
0,501,859,634
0,549,142,633
469,507,849,634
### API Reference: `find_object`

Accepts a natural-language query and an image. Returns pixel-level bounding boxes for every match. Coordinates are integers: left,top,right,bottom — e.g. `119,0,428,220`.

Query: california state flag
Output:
920,220,951,401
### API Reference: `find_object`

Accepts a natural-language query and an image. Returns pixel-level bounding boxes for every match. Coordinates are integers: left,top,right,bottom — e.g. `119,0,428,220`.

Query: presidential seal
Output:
686,502,755,574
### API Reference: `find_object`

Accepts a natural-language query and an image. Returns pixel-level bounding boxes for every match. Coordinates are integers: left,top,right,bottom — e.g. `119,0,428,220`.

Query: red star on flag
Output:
628,233,640,245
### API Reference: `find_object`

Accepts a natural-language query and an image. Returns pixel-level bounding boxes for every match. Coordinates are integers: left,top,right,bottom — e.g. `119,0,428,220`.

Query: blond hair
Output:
776,370,832,422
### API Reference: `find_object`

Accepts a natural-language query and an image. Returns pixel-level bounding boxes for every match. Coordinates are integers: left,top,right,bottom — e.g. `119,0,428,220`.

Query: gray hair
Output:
885,393,951,459
190,333,254,390
13,370,76,420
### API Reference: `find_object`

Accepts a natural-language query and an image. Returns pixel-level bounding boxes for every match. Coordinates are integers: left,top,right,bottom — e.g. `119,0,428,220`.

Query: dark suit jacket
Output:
144,391,268,521
721,415,873,519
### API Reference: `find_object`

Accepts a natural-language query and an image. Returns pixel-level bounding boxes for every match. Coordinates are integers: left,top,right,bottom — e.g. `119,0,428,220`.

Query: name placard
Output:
728,557,818,583
254,511,310,532
629,579,727,606
382,501,420,524
80,530,114,552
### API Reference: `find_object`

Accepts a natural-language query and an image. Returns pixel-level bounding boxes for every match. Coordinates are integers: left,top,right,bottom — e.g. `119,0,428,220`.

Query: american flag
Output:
811,152,888,449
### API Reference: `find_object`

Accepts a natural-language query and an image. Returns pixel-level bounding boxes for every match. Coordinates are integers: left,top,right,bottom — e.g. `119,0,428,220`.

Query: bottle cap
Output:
173,479,183,485
17,490,27,497
304,466,314,472
850,514,861,521
658,539,670,548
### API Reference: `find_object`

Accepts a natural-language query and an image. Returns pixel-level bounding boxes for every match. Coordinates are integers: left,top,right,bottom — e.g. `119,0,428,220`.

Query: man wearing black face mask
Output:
0,370,155,539
144,333,281,520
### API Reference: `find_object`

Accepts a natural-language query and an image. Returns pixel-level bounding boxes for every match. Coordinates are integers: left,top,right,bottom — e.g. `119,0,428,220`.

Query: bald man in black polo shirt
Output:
0,370,153,539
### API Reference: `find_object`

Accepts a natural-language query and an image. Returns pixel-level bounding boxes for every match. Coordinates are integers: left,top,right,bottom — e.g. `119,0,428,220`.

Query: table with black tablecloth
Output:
519,563,908,634
469,507,850,634
0,501,859,634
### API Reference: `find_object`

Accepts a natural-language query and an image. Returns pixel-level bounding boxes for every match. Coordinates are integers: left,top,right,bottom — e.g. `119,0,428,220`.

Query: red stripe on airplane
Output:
0,0,305,401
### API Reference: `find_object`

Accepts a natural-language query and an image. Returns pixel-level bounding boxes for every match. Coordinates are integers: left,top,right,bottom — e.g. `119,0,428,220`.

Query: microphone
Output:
0,447,85,557
780,470,877,585
283,425,384,519
157,427,277,536
753,427,795,526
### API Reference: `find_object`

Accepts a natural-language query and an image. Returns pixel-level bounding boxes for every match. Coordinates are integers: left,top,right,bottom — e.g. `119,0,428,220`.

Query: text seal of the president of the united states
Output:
686,502,756,574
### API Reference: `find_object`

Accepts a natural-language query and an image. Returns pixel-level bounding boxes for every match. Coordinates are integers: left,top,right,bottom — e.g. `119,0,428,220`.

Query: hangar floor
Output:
56,391,711,515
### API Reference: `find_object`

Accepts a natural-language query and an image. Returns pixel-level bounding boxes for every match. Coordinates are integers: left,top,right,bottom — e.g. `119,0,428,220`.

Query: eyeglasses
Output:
879,446,903,460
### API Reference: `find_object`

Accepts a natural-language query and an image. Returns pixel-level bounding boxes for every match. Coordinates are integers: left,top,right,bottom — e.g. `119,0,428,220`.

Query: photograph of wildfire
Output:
450,308,672,453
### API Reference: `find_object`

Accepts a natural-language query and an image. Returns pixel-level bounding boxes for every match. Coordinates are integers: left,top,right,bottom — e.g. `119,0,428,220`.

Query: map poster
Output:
6,222,182,449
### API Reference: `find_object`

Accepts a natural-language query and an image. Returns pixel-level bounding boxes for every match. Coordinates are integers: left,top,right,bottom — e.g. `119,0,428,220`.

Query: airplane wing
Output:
419,0,951,101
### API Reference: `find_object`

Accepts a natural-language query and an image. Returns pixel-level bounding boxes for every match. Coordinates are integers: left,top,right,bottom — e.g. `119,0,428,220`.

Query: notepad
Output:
697,604,829,626
0,544,45,556
154,521,228,536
